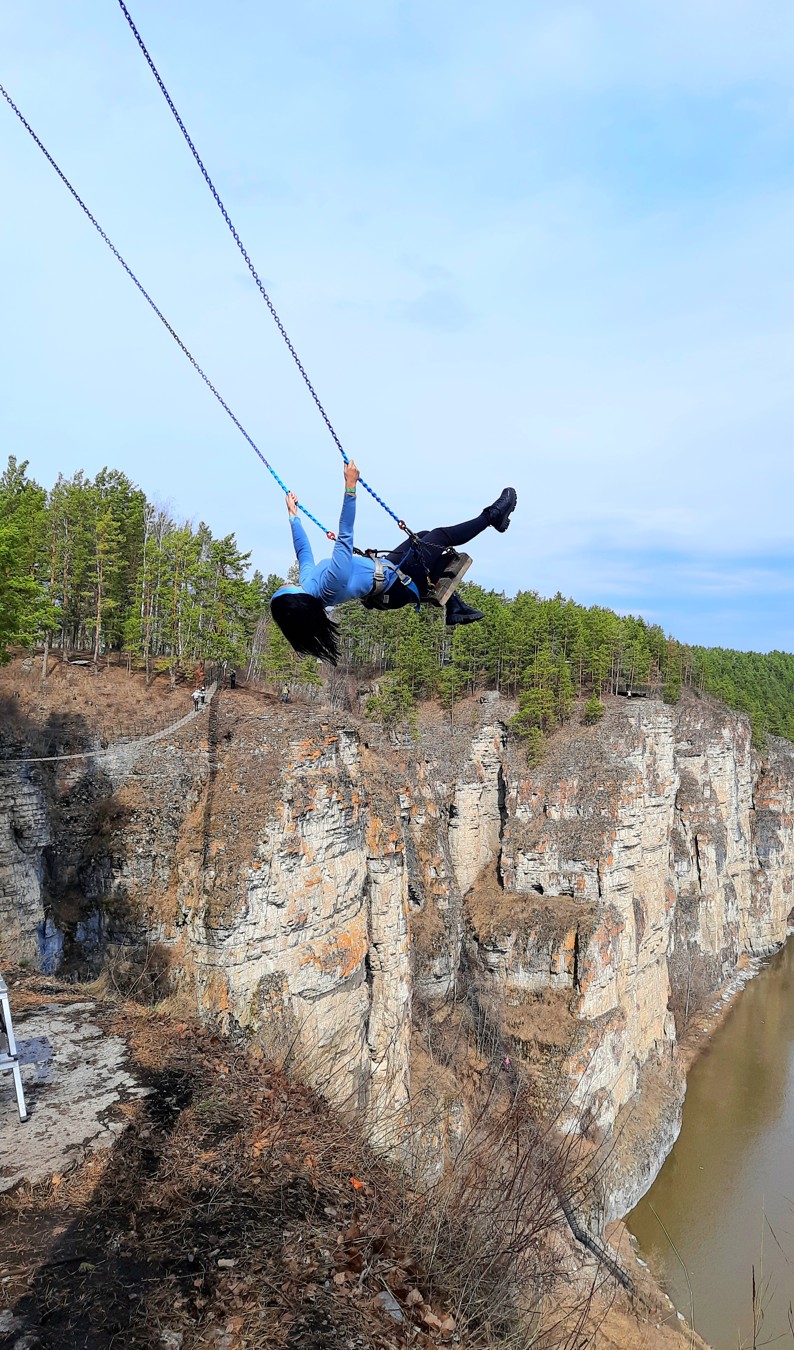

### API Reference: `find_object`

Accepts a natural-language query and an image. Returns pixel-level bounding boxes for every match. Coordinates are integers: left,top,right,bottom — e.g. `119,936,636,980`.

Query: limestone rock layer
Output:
2,690,792,1209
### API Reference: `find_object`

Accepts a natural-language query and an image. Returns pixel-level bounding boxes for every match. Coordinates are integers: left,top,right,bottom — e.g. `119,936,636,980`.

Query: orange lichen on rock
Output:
562,925,578,977
299,920,368,981
576,910,624,994
366,816,403,856
198,970,233,1017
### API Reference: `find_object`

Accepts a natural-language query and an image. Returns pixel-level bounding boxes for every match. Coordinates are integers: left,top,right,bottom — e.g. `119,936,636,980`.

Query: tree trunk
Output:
93,585,102,665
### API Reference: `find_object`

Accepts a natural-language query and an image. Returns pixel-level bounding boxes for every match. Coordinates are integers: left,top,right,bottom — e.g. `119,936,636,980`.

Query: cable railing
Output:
0,671,222,766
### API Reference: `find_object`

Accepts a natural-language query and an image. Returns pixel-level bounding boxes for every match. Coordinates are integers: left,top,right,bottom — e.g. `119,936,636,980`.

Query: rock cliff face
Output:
0,770,51,969
2,687,793,1214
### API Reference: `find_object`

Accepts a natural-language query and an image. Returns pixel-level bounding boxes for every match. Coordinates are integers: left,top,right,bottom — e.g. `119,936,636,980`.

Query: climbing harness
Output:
114,0,417,549
361,557,422,611
361,549,473,611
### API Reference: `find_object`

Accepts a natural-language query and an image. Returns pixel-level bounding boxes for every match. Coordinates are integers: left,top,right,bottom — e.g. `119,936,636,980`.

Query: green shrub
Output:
582,693,605,725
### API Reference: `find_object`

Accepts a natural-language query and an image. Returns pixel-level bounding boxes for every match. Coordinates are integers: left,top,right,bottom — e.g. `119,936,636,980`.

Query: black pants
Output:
385,509,491,591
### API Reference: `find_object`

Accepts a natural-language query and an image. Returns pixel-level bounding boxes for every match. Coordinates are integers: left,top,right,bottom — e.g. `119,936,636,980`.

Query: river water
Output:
627,938,794,1349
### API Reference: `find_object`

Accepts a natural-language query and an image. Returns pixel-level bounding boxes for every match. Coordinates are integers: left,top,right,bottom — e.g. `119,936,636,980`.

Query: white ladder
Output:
0,976,28,1122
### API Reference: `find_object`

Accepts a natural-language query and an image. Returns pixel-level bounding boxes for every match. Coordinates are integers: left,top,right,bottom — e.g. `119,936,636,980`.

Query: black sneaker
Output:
486,487,517,532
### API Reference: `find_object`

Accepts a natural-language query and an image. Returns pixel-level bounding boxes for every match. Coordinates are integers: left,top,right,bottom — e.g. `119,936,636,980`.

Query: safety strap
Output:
367,558,421,606
369,558,403,597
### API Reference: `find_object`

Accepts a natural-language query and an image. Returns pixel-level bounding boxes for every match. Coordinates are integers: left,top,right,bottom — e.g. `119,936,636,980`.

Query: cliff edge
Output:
2,663,793,1225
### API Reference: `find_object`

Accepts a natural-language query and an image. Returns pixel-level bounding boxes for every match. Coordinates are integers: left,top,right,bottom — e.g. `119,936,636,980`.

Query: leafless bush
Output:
96,938,173,1005
325,662,357,711
280,985,631,1349
668,940,718,1033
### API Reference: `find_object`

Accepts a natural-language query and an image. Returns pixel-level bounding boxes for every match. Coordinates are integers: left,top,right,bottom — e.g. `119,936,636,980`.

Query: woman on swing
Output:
270,460,517,665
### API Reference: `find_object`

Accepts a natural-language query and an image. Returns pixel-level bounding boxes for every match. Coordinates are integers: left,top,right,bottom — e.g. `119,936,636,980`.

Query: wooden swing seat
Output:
424,551,473,607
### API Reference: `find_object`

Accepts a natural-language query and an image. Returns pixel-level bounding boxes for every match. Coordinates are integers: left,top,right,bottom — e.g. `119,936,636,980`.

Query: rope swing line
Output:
117,0,417,548
0,82,343,541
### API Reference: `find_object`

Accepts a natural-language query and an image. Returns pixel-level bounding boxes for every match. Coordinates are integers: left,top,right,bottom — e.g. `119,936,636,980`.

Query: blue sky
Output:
2,1,793,651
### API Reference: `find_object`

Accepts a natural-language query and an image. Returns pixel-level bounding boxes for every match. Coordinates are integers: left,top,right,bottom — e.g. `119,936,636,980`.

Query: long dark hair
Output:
270,593,340,665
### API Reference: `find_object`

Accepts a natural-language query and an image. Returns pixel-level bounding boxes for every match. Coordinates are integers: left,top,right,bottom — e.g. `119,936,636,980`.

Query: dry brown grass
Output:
0,653,195,754
1,974,690,1350
1,976,472,1350
465,875,597,950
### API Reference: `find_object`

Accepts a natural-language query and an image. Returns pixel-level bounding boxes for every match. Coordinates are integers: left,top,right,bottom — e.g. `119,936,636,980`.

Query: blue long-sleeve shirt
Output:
272,491,377,607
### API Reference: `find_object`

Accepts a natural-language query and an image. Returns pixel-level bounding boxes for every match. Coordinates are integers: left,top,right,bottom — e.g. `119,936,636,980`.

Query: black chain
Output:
117,0,417,544
0,79,344,540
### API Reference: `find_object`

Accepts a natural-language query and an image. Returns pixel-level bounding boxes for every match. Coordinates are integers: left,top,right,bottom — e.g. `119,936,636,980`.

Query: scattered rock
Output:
373,1289,404,1323
160,1332,184,1350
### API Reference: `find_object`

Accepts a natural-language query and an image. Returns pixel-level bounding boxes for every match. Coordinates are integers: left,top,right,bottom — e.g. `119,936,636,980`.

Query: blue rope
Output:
0,80,337,541
117,0,413,540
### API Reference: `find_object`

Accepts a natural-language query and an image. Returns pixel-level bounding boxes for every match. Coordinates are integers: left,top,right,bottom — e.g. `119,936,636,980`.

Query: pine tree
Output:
583,693,605,724
3,453,794,751
0,458,48,660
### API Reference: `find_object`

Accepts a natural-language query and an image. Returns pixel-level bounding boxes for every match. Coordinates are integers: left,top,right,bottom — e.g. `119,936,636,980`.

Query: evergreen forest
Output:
2,456,793,753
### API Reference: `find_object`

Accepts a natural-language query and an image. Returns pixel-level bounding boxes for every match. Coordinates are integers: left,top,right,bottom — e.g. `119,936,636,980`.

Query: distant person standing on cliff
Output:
192,689,201,713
